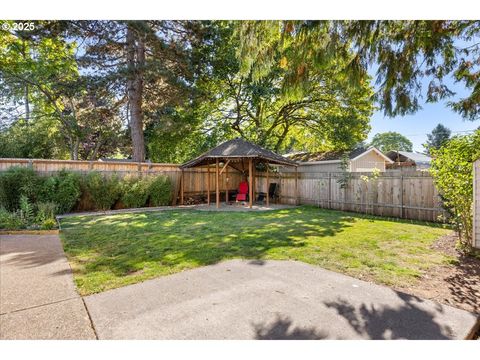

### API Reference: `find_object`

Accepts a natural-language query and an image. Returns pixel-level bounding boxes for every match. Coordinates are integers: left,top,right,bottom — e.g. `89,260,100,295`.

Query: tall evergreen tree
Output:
424,124,451,154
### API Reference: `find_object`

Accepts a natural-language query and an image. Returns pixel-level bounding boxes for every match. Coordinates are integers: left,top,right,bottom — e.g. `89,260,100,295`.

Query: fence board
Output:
0,158,445,222
474,159,480,248
261,170,445,222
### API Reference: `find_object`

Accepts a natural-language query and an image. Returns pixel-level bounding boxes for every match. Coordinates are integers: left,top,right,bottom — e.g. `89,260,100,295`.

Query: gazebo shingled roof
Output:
180,138,298,168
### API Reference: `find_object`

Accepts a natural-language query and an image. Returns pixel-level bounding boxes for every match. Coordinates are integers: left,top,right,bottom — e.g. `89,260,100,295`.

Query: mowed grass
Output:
59,206,452,295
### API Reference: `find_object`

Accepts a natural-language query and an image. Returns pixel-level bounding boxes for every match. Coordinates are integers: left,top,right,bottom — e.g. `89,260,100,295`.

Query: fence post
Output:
327,172,331,209
295,167,299,205
400,174,404,219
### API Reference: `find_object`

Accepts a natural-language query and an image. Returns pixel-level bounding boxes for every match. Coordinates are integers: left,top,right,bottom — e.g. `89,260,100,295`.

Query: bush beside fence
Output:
0,158,445,223
0,165,174,229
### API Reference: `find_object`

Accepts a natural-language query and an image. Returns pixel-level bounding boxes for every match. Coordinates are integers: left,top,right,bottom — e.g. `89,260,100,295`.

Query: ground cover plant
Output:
59,206,451,295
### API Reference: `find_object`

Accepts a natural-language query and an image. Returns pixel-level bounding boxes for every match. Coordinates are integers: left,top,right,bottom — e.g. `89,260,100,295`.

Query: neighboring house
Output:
385,151,432,170
285,147,393,173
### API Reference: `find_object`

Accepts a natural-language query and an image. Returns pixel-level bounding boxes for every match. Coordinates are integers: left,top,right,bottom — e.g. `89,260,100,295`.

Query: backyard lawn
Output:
59,206,452,295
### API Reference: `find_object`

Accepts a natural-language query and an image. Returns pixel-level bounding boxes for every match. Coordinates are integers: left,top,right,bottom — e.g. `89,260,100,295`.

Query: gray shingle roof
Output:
286,147,368,162
386,151,432,164
180,138,297,168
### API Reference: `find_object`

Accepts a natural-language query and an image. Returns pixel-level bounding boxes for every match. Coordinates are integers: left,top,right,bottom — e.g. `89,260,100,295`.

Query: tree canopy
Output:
0,20,479,162
237,21,480,120
423,124,451,155
370,131,413,152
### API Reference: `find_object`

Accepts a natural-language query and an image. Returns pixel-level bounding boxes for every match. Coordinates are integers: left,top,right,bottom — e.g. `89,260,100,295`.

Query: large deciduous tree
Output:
370,131,413,152
190,21,373,154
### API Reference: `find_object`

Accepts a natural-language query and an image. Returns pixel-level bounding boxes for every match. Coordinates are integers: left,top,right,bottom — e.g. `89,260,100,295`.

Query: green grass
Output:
59,206,452,295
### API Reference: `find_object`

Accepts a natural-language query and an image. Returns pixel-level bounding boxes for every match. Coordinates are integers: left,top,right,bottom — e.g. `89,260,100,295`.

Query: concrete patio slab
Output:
84,259,478,340
0,235,96,339
0,298,94,340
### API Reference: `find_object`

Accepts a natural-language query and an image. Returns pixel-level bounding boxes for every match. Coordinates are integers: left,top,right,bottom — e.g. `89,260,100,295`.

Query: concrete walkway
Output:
84,259,478,340
1,234,477,340
0,235,96,339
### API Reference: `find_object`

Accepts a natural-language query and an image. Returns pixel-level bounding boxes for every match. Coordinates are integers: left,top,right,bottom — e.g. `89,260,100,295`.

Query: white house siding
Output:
350,151,387,172
474,159,480,248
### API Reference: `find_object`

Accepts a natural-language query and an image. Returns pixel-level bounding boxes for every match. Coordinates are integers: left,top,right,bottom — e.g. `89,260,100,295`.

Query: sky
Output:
368,101,477,153
366,45,479,153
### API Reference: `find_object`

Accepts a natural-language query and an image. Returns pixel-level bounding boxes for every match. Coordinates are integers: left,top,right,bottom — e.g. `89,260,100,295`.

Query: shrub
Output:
0,166,40,211
121,176,150,208
430,130,480,253
53,170,81,213
85,171,122,210
148,175,172,206
35,201,58,223
38,176,57,203
38,170,81,214
40,218,57,230
19,195,34,224
0,207,25,230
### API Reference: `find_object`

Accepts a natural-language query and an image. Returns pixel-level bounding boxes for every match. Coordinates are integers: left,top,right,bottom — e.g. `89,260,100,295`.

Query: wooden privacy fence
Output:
257,170,445,222
474,159,480,248
0,158,445,222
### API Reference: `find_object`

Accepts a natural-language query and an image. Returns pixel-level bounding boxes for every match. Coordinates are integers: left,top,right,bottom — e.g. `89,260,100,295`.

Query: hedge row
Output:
0,166,174,216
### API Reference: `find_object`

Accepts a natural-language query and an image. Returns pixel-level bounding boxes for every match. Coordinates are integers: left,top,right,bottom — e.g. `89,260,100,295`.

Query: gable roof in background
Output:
386,151,432,165
287,147,393,164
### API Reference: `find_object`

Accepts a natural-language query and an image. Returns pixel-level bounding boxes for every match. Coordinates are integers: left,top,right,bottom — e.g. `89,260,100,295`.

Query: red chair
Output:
235,181,249,202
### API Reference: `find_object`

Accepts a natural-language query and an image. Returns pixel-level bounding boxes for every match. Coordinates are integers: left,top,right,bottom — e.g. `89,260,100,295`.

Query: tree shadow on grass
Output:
253,315,328,340
60,208,356,279
324,291,454,339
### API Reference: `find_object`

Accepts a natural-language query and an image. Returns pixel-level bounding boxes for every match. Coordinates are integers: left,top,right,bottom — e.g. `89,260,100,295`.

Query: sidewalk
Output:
0,234,96,339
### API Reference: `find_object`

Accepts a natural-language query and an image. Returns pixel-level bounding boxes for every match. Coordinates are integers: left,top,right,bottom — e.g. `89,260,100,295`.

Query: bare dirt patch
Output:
395,233,480,316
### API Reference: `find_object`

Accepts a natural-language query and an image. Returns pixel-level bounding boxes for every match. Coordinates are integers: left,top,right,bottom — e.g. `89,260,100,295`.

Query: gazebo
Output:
180,138,298,208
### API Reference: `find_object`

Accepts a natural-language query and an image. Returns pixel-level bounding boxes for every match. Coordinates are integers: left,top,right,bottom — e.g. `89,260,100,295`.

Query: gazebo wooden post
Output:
180,169,184,205
248,158,253,208
207,162,210,206
266,161,270,207
225,165,229,205
295,166,299,205
215,159,220,208
252,161,256,205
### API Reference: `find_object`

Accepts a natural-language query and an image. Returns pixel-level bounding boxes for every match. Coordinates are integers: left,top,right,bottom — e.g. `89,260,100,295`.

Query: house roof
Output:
287,147,393,164
386,151,432,164
286,148,366,162
180,138,298,168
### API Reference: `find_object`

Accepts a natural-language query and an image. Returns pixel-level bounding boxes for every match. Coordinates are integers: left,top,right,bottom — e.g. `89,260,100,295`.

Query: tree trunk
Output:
126,25,146,162
24,84,30,122
72,137,80,160
22,41,30,122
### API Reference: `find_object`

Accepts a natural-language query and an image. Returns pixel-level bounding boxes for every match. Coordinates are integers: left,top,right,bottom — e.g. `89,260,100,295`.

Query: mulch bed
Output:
394,233,480,339
395,233,480,317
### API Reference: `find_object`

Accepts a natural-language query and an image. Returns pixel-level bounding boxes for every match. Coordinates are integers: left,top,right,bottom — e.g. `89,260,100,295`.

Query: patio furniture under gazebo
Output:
179,138,298,208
